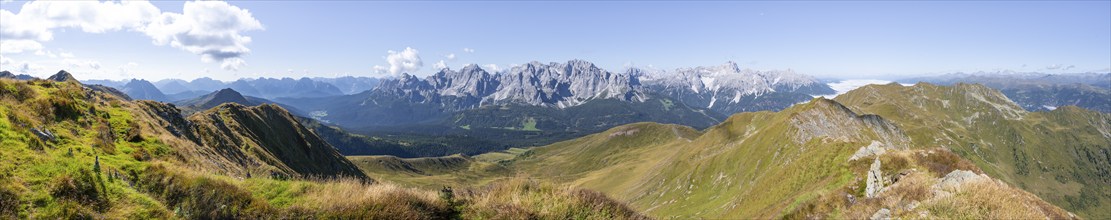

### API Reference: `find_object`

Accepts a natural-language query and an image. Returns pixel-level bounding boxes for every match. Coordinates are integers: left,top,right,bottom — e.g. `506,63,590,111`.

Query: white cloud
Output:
0,56,12,66
1063,65,1075,70
1045,64,1064,70
372,65,388,74
444,53,456,61
16,61,41,74
0,40,43,54
0,1,160,41
59,52,74,58
64,59,101,70
482,64,500,72
0,1,262,71
386,47,422,75
433,60,448,70
463,48,474,53
117,62,139,77
813,79,895,99
143,1,263,71
34,50,57,58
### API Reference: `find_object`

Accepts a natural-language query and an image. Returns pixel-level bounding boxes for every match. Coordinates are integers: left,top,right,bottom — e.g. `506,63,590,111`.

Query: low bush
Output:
137,164,272,219
0,182,21,219
50,168,108,211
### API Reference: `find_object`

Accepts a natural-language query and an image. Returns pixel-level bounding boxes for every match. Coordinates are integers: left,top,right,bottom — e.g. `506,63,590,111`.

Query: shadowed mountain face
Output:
189,103,367,179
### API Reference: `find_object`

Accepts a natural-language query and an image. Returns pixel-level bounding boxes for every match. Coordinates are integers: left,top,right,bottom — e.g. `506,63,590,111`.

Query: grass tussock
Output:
285,178,453,219
784,148,1071,219
454,178,650,220
919,178,1073,219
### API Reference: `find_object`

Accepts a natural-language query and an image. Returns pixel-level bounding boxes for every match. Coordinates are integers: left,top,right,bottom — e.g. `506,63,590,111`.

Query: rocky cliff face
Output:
372,60,643,110
488,60,642,107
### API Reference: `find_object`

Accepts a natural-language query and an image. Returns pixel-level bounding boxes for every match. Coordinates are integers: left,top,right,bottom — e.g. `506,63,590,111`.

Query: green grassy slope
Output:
189,103,368,179
834,82,1111,218
506,98,914,218
348,154,512,189
357,85,1085,219
0,78,648,219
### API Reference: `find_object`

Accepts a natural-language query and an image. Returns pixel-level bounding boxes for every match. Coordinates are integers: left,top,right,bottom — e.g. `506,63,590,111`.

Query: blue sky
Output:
1,0,1109,81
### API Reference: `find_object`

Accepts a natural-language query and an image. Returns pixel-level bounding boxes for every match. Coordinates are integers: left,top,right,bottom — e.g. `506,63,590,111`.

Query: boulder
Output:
866,157,884,197
870,208,891,220
849,140,887,161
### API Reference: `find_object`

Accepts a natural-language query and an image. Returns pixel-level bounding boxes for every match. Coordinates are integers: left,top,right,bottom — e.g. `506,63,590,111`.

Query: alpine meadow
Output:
1,1,1109,219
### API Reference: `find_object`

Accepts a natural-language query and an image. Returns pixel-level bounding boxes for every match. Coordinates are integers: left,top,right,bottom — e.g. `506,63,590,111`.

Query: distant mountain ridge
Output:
119,79,168,101
639,61,834,113
903,71,1111,112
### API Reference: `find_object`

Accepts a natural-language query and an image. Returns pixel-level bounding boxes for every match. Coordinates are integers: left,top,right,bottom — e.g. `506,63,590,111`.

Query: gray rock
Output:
850,141,887,161
932,170,988,197
870,208,892,220
31,127,56,142
935,170,985,190
866,157,884,198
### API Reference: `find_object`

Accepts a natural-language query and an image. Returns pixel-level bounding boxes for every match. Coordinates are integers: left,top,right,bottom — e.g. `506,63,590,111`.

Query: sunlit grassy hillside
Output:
0,77,647,219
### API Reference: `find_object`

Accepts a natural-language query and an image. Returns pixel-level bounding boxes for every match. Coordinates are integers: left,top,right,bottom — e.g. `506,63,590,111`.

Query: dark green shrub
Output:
50,168,108,211
0,182,21,219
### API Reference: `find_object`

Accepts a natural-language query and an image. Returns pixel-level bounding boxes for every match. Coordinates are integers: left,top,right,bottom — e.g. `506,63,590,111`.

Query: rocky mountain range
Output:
1,69,1104,219
353,82,1102,219
639,61,835,113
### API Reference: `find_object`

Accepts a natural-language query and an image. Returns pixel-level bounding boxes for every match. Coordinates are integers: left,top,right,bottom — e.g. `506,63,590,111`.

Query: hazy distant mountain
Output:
312,76,381,94
119,79,168,101
903,72,1111,112
165,90,212,102
639,61,835,114
280,60,835,154
149,77,349,100
173,88,306,116
153,79,193,94
1,70,36,80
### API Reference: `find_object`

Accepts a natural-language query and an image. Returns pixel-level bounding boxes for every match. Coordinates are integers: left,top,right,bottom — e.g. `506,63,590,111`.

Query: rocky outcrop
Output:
866,157,884,198
869,208,891,220
850,141,888,161
932,170,988,197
